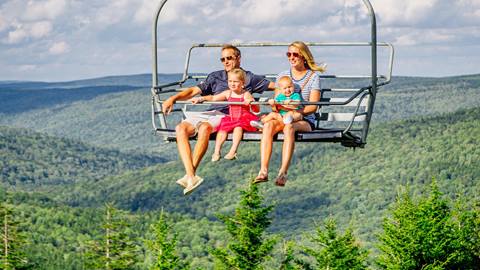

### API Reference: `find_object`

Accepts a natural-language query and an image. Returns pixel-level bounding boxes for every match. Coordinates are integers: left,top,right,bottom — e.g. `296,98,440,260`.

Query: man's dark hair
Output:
222,44,241,57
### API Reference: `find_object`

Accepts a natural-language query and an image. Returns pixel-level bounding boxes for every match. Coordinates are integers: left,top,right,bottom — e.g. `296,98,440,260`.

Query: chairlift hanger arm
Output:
151,0,393,147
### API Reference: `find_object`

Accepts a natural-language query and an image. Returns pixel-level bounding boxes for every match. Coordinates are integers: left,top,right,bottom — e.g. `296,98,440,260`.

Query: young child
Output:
250,76,303,129
191,68,258,161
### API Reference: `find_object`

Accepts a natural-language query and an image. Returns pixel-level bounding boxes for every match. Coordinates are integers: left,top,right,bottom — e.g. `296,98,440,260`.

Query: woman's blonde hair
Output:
228,68,246,82
290,41,326,73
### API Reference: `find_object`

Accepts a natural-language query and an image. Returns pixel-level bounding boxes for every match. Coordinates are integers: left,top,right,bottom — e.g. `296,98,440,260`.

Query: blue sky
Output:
1,0,479,82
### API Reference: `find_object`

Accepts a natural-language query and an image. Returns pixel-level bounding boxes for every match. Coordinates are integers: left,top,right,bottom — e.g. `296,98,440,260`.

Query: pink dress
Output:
216,93,259,132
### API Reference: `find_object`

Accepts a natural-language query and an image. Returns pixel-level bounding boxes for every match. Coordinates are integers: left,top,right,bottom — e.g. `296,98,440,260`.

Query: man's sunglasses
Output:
286,52,301,58
220,55,236,62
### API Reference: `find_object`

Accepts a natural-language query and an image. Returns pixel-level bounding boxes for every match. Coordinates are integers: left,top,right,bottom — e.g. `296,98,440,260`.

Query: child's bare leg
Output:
262,112,283,123
226,127,243,158
287,111,303,122
213,131,227,156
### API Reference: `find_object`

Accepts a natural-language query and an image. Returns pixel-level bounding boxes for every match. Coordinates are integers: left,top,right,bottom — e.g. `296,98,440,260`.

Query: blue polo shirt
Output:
197,69,270,113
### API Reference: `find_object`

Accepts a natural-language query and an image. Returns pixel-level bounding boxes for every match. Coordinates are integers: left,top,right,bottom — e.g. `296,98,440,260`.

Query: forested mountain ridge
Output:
0,72,479,268
1,74,479,154
0,125,165,189
46,107,480,242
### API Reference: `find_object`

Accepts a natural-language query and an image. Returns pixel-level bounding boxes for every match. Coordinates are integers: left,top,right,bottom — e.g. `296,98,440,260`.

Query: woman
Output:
255,41,325,186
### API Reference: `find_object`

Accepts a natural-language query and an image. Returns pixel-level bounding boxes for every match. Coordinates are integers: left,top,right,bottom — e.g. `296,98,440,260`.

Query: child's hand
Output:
268,99,275,106
284,100,291,105
244,99,253,105
190,96,205,104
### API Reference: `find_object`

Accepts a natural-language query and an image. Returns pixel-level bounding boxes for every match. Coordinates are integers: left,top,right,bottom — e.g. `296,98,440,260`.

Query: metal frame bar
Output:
151,0,393,147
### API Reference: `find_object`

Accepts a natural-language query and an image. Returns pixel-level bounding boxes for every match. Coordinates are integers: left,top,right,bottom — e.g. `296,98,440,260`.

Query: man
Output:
162,44,275,195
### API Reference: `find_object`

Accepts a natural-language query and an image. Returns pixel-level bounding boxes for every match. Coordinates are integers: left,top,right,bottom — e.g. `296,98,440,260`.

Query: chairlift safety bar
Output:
150,0,394,147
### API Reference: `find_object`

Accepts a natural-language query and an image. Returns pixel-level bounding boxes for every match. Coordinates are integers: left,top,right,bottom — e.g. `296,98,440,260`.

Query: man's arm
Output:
162,86,202,114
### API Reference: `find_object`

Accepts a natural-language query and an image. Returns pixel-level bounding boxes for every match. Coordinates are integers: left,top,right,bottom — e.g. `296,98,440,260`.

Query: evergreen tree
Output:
210,182,276,270
376,180,480,269
146,210,188,270
84,203,138,270
303,218,368,270
0,197,31,270
279,241,309,270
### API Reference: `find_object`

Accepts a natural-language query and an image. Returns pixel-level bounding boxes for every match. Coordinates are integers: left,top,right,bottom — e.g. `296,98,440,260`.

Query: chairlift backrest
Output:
150,0,394,148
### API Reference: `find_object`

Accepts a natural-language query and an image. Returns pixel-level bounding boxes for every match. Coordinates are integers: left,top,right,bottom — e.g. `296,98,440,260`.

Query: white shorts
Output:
182,111,225,135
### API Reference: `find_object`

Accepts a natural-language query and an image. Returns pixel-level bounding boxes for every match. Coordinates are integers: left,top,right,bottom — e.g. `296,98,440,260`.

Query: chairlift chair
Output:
150,0,394,148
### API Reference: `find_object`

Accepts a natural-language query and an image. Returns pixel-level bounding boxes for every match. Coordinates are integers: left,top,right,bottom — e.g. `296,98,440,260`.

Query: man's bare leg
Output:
175,122,196,178
192,122,213,173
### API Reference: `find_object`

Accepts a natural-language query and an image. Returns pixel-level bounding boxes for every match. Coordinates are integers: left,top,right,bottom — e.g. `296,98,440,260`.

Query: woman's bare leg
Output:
261,112,283,123
259,120,284,175
278,121,312,174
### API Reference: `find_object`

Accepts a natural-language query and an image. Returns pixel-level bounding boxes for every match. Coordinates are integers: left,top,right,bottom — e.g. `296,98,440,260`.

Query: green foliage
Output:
84,203,139,270
302,219,368,270
0,125,164,189
279,241,308,270
376,180,480,269
0,75,479,268
0,196,31,270
145,211,188,270
210,182,277,269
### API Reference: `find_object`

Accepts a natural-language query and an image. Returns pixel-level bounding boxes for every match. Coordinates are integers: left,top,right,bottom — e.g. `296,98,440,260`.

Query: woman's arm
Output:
299,90,321,115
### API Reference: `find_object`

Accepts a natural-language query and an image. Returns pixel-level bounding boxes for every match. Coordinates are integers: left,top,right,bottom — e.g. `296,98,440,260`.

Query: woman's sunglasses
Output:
220,55,236,62
286,52,301,58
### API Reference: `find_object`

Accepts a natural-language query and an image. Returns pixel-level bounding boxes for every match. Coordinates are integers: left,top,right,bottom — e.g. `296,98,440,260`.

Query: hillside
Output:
0,125,165,190
0,100,478,268
1,74,480,155
47,107,480,244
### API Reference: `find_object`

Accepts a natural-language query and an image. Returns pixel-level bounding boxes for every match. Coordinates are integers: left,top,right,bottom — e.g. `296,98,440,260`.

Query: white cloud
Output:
49,41,69,55
1,0,480,81
6,27,27,44
3,20,52,44
0,16,7,32
95,0,131,26
30,21,52,38
23,0,67,21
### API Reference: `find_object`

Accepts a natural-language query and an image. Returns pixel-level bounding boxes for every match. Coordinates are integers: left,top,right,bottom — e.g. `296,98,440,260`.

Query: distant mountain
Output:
0,125,165,190
0,73,179,89
1,74,479,155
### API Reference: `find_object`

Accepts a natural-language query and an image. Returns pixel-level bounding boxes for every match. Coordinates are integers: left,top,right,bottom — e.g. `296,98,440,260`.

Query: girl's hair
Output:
289,41,326,73
228,68,246,82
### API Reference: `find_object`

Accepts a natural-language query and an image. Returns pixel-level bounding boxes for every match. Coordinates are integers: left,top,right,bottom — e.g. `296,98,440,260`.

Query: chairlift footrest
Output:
155,128,363,147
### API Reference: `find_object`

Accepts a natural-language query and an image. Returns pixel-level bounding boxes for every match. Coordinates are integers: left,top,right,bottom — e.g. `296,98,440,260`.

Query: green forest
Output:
0,74,479,269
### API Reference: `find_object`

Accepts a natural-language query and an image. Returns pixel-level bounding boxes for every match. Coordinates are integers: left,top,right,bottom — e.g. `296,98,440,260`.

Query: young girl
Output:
192,68,258,161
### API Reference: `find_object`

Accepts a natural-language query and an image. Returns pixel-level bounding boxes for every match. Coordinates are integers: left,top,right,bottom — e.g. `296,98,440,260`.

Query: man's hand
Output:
190,96,205,104
162,97,175,115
